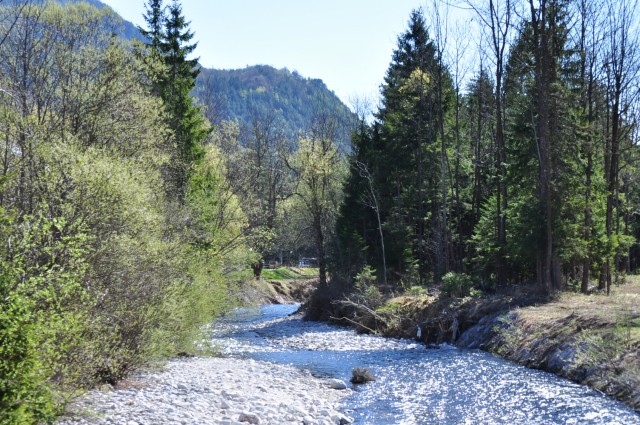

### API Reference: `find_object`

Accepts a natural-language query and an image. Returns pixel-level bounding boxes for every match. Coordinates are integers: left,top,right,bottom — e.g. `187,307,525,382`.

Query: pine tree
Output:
139,0,164,50
161,1,200,87
140,0,209,195
336,9,453,286
376,9,452,282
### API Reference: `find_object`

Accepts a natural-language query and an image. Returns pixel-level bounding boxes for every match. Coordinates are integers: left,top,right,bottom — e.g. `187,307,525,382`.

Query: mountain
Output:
195,65,357,149
61,1,356,148
57,0,142,41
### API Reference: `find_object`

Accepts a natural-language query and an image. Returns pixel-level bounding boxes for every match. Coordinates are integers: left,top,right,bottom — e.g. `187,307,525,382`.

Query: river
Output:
210,304,640,424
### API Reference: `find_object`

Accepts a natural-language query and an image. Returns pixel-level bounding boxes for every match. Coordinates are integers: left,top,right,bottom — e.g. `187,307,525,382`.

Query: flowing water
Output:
210,304,640,424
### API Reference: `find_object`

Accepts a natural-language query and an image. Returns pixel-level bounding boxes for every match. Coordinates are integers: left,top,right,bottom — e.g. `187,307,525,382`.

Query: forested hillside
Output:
57,0,142,40
196,66,357,150
61,0,357,149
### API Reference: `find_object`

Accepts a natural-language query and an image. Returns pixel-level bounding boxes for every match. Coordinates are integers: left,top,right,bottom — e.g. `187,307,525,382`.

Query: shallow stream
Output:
210,304,640,424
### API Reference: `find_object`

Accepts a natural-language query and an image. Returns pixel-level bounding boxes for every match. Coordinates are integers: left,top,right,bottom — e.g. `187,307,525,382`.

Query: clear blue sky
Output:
101,0,471,107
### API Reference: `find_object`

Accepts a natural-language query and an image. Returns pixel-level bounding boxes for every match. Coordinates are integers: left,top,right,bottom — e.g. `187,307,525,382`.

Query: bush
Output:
355,265,376,289
441,272,474,298
406,285,428,296
354,265,384,309
0,212,90,423
361,285,385,309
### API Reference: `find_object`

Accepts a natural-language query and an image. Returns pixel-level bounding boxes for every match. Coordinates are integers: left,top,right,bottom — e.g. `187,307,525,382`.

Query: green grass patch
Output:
261,267,318,281
376,300,405,315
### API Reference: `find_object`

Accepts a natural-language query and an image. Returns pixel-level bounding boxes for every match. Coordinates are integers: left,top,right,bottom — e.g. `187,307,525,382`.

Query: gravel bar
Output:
57,356,353,425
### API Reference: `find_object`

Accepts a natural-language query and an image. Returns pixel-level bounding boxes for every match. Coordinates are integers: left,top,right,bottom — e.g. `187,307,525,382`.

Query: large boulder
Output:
350,367,376,384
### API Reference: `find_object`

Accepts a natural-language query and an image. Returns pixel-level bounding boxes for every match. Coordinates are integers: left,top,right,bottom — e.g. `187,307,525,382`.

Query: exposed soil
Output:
236,274,320,306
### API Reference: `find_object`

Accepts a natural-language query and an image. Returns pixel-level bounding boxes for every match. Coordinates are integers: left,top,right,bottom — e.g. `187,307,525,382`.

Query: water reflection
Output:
210,304,640,424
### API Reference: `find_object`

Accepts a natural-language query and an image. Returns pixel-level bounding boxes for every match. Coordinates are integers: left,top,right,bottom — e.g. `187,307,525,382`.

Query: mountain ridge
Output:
196,65,356,148
61,0,356,146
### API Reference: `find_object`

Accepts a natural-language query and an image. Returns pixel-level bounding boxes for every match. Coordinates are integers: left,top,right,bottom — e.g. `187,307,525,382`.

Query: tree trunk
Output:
581,151,592,293
530,0,558,293
252,259,264,280
311,208,327,286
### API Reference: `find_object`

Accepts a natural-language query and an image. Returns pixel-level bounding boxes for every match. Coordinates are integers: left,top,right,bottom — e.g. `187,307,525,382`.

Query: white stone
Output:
326,379,348,390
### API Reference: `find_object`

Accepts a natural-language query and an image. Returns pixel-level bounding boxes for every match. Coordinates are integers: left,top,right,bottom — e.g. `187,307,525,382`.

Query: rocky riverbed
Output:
57,356,353,425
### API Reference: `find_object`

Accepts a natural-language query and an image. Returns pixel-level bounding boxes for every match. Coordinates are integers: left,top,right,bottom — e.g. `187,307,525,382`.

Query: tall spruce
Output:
139,0,163,50
140,0,208,195
336,9,453,285
376,9,452,282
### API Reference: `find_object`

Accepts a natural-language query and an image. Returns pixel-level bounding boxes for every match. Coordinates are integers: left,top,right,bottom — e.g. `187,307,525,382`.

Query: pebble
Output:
56,357,352,425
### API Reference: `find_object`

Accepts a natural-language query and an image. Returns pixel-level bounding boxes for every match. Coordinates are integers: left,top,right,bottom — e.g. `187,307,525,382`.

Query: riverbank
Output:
56,356,352,425
235,268,320,305
306,277,640,411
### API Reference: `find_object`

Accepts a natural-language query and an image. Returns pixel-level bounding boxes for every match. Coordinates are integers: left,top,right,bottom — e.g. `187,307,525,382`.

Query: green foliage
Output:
353,265,384,309
360,285,384,310
406,285,428,296
375,300,406,315
289,133,347,284
139,0,210,194
441,272,474,298
0,2,243,421
333,3,640,297
187,145,248,257
335,9,455,286
0,211,90,423
355,265,377,289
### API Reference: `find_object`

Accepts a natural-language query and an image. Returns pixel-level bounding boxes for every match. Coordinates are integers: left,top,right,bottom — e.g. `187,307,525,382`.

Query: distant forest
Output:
195,65,356,150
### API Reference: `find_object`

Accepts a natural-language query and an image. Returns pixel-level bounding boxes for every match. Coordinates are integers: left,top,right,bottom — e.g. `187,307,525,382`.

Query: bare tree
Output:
356,160,387,286
426,0,452,281
465,0,515,287
449,18,473,271
576,0,604,293
601,0,640,293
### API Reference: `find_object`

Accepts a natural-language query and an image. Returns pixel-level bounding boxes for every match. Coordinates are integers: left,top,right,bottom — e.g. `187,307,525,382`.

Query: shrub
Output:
361,285,384,309
406,285,428,296
354,265,384,309
441,272,474,298
355,265,377,290
0,212,90,424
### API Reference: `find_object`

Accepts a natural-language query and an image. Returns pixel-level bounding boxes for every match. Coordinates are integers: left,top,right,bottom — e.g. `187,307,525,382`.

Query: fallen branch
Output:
333,297,389,322
330,315,378,334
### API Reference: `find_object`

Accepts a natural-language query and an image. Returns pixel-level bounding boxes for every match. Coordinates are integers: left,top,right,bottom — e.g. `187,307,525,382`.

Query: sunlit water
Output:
210,304,640,424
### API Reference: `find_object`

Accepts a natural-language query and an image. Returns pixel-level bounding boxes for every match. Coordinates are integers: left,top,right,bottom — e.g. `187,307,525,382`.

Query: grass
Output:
261,266,318,281
518,276,640,346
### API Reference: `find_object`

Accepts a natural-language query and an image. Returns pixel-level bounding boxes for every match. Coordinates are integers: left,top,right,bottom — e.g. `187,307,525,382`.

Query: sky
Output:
100,0,472,108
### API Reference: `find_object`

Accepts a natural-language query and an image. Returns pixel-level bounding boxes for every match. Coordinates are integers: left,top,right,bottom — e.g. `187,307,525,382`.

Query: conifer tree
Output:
376,9,452,282
140,0,208,195
336,9,453,286
139,0,164,50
